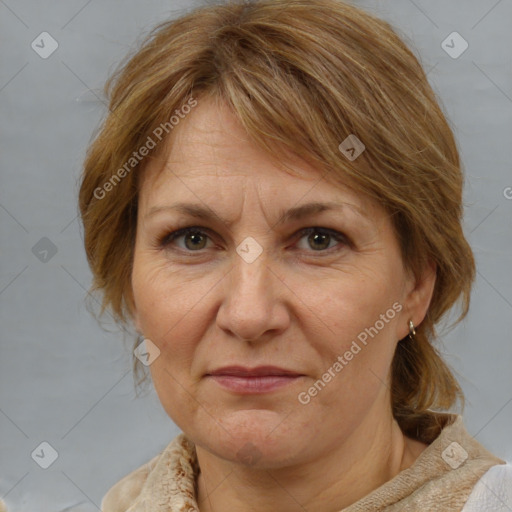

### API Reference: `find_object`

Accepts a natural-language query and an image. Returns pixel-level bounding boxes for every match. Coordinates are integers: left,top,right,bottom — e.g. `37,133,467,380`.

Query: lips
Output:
206,365,303,377
205,366,305,394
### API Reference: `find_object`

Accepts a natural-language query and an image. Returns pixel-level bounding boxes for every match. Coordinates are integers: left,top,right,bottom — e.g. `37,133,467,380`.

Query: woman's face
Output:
131,96,435,467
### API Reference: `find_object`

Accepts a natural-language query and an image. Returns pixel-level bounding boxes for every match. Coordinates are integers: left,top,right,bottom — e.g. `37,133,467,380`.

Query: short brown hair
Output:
78,0,474,438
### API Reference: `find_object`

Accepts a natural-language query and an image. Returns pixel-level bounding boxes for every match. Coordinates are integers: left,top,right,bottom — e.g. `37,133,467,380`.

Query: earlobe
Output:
403,261,437,333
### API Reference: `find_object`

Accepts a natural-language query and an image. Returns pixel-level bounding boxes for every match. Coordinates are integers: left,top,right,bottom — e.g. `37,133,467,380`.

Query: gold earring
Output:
408,320,416,340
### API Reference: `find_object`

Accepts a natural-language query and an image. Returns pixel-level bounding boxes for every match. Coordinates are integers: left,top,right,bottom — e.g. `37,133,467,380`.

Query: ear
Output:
399,261,437,339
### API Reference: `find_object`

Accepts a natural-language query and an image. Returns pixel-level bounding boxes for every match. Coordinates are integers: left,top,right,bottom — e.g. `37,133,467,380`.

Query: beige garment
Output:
101,414,505,512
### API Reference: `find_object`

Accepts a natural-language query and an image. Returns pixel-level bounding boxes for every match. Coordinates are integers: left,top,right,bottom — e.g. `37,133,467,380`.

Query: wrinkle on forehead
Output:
137,95,384,235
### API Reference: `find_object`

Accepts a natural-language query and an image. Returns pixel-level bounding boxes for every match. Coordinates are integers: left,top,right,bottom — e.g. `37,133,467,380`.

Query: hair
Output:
78,0,475,440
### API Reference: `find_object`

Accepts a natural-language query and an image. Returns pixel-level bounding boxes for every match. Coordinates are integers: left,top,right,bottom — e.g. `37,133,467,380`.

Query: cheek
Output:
132,259,212,427
132,251,213,335
294,265,399,342
298,290,399,424
293,266,401,407
131,255,212,394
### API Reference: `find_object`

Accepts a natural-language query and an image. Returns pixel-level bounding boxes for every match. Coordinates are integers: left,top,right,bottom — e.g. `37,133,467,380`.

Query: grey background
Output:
1,1,511,510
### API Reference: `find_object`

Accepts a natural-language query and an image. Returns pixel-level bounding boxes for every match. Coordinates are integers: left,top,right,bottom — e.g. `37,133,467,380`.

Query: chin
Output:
194,413,307,467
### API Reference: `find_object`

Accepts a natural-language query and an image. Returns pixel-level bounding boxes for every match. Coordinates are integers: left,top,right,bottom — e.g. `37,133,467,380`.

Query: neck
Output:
195,406,425,512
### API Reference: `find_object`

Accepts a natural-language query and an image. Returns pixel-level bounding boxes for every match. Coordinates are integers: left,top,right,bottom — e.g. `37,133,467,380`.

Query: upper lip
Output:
207,366,304,377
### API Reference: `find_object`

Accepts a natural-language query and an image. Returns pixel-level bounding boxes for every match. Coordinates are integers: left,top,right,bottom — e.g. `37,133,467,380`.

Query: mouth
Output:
205,366,305,394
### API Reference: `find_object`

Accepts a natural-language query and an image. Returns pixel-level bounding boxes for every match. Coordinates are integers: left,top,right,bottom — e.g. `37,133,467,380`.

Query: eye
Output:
159,227,214,252
158,226,349,254
294,227,349,252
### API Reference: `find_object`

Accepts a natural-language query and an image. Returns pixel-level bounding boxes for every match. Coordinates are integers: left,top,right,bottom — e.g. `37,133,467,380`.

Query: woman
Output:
78,0,511,510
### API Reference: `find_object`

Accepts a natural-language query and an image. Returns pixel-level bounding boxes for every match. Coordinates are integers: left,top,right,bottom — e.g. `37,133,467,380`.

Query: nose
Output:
216,251,290,343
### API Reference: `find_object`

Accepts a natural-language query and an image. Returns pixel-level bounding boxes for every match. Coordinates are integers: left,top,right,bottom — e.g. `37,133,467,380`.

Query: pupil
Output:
186,232,205,250
310,232,329,250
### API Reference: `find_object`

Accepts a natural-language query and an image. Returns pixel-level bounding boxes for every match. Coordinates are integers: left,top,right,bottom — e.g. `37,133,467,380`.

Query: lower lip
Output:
207,375,303,393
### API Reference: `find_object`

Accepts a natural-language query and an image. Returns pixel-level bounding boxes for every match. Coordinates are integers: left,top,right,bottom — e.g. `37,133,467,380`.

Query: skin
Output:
131,95,436,512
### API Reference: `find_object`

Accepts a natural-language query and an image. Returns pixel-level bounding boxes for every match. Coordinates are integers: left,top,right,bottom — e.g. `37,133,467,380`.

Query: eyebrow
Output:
145,201,371,227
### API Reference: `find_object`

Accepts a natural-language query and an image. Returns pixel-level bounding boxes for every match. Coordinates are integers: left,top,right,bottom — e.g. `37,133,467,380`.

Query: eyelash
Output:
157,226,351,255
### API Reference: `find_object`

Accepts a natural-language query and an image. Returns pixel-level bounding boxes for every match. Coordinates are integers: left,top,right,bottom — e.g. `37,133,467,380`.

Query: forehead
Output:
138,96,381,220
142,96,314,184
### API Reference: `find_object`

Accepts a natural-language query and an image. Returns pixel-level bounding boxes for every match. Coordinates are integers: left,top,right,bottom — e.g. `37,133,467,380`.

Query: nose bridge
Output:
232,249,270,299
217,246,287,341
